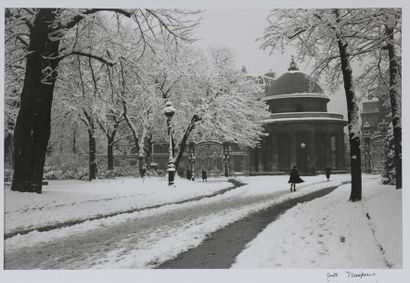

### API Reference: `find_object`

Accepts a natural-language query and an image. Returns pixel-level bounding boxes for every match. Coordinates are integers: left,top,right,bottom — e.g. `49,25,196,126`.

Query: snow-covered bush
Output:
4,169,13,182
43,166,64,180
75,168,89,180
98,166,139,179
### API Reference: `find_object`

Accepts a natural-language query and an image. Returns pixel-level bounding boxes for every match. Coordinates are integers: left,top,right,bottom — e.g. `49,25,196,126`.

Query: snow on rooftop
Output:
264,117,347,123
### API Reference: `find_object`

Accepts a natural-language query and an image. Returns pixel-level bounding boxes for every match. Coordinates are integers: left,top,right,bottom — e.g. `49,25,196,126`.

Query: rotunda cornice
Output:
263,112,347,125
262,93,330,102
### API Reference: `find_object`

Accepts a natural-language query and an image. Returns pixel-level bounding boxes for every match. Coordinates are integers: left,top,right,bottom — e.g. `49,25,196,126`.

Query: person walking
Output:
186,169,192,180
201,169,207,182
325,167,331,181
140,164,147,183
288,165,304,192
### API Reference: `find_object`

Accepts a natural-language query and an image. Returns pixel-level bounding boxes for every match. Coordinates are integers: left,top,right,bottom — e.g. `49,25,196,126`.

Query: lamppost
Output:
163,101,176,186
300,142,307,175
223,142,230,177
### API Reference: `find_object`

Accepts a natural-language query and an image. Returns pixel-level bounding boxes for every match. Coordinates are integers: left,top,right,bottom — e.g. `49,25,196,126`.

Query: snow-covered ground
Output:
5,175,348,266
232,178,402,269
4,177,231,235
4,174,349,236
4,174,402,271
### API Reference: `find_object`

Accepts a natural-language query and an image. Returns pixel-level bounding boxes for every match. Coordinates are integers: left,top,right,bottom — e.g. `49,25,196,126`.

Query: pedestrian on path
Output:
140,165,147,183
186,169,192,180
202,169,207,182
288,165,303,192
325,167,331,181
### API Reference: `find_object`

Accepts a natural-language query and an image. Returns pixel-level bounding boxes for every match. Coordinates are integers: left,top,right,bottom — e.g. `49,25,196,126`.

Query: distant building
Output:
249,57,347,175
360,98,389,173
152,57,347,177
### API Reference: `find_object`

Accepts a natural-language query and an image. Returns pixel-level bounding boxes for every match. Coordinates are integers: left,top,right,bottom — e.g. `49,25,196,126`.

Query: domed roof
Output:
265,57,323,96
264,70,276,79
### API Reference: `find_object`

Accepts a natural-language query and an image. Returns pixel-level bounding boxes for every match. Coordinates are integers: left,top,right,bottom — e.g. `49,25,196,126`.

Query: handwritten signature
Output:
326,271,376,281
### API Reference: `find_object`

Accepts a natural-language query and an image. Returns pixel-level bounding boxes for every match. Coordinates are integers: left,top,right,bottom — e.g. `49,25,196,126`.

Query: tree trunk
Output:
88,128,97,181
72,123,78,154
107,136,114,171
385,24,402,189
82,109,98,181
106,121,119,171
5,134,14,169
334,9,362,201
174,115,201,169
11,9,60,193
138,155,146,177
137,126,148,177
146,134,154,169
122,101,139,152
97,115,120,171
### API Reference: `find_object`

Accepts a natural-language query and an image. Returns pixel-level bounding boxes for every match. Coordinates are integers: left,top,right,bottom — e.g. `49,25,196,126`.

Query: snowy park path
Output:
4,179,242,239
4,177,346,269
158,185,340,268
231,179,401,269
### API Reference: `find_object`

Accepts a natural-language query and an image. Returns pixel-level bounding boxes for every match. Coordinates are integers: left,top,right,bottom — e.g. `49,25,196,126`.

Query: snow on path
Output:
232,177,402,269
360,180,402,268
5,175,350,269
4,177,231,234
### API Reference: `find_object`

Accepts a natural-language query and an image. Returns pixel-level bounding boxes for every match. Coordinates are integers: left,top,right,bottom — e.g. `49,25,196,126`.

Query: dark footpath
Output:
158,185,340,269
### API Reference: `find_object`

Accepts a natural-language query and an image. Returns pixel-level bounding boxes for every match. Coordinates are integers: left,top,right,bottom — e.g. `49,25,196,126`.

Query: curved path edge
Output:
5,179,245,240
158,182,350,269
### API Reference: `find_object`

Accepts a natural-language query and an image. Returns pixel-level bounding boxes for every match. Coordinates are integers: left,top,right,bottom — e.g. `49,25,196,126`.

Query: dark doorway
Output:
278,134,290,171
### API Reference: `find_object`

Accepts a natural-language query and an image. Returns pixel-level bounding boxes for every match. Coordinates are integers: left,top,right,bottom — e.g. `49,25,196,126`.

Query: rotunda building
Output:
249,58,347,175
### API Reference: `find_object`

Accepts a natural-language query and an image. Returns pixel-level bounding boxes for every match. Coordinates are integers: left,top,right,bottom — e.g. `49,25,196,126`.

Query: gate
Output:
195,141,224,177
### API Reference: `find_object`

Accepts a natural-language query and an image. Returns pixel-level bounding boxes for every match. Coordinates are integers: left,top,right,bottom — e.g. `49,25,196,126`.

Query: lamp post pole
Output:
223,142,230,177
163,101,176,186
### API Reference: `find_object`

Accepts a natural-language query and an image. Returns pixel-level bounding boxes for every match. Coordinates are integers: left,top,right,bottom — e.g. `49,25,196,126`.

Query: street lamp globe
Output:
300,143,306,149
163,101,176,119
363,121,371,137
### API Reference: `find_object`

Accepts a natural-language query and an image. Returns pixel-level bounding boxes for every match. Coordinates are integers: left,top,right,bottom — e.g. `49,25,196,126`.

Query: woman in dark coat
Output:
325,167,331,181
288,166,304,192
201,169,207,182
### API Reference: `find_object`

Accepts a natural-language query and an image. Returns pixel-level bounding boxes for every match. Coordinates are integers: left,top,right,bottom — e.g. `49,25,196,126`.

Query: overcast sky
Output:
193,9,348,118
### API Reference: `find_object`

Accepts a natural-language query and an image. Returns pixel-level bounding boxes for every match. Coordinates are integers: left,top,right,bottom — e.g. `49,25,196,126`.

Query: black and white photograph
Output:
1,0,408,282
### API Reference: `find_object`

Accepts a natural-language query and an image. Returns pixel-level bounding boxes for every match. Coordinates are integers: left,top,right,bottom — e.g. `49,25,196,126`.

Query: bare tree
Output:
260,8,391,201
6,8,200,193
345,8,401,189
170,46,270,169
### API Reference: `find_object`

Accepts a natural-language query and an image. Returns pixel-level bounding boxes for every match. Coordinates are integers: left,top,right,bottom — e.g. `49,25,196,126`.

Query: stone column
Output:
308,129,316,171
271,135,278,172
325,132,332,168
249,148,256,172
258,142,264,172
290,132,297,169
